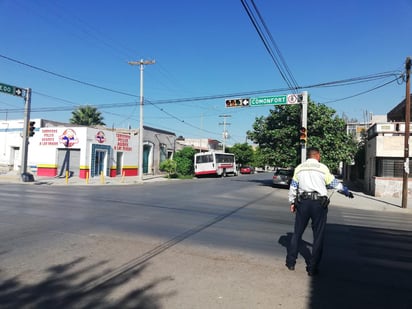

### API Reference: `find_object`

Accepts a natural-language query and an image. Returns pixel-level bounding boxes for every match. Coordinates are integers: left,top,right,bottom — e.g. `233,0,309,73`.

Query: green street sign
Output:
250,95,287,106
0,82,23,97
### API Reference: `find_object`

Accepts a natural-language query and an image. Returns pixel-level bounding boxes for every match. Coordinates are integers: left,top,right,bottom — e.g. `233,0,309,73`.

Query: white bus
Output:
194,151,237,177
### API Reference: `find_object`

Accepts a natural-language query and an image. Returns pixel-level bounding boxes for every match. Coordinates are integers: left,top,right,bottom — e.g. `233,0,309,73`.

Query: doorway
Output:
94,150,106,176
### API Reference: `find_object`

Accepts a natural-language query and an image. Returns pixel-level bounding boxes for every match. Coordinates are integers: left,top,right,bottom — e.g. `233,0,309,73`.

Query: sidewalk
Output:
328,186,412,213
0,171,171,185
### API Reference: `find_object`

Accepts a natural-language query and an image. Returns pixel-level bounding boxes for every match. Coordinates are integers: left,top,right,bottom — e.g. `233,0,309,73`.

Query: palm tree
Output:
70,105,106,126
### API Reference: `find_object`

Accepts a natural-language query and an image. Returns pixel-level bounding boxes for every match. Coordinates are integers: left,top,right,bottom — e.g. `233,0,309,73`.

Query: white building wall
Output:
365,123,412,197
0,119,140,177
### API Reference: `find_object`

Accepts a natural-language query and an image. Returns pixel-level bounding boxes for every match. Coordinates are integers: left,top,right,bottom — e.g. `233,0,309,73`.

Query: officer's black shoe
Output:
307,269,319,276
286,264,295,271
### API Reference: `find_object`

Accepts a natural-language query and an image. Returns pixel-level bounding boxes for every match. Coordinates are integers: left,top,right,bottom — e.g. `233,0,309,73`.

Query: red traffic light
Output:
225,98,250,108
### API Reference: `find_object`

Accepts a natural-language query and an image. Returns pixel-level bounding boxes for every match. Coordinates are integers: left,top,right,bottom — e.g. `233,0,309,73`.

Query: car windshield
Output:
277,169,292,176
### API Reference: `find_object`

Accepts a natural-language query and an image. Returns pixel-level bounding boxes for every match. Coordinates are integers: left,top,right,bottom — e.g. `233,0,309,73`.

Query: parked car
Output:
272,168,294,187
240,166,255,174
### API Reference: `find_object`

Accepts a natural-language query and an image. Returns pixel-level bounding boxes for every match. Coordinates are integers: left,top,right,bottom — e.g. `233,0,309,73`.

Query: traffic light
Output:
28,121,36,137
225,98,250,108
299,127,307,144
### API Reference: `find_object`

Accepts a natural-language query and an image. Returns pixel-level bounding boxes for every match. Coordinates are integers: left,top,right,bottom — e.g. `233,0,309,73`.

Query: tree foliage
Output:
252,147,267,168
159,159,177,178
246,98,357,172
70,105,106,126
227,143,254,166
174,147,196,176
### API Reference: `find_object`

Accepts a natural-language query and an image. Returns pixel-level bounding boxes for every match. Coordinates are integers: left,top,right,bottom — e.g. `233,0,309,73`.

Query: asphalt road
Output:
0,173,411,308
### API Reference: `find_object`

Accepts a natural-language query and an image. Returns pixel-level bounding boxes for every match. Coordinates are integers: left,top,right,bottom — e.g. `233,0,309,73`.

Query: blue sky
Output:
0,0,411,144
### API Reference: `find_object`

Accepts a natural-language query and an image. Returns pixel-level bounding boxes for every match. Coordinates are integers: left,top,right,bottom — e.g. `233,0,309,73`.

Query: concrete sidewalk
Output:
0,171,172,185
327,186,412,213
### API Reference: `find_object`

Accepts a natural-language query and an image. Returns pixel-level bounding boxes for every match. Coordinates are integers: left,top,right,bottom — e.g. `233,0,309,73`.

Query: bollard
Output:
65,170,69,184
86,171,89,185
100,171,104,184
121,170,126,183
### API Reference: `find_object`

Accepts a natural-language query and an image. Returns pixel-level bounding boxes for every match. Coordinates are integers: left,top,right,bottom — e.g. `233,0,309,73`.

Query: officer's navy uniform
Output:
286,157,344,275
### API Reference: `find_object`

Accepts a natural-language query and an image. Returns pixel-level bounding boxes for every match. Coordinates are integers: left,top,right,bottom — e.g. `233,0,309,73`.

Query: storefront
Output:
0,119,138,178
0,119,177,179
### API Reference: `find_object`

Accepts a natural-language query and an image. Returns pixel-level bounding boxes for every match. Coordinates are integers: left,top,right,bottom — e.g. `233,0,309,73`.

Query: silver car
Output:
272,168,294,187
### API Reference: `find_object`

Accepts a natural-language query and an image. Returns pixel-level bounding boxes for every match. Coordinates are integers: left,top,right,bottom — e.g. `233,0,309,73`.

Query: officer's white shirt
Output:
288,158,343,204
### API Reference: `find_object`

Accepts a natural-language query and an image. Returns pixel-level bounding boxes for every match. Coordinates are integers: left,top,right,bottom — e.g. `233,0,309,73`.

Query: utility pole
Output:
300,91,308,163
21,88,31,180
219,115,231,152
128,59,155,182
402,57,411,209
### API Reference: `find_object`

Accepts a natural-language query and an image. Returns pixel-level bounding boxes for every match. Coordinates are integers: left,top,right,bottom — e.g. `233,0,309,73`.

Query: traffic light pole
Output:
20,88,31,178
301,91,308,163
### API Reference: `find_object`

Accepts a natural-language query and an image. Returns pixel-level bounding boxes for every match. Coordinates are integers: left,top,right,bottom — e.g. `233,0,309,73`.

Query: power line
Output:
0,53,403,140
240,0,299,92
0,54,136,97
0,71,401,113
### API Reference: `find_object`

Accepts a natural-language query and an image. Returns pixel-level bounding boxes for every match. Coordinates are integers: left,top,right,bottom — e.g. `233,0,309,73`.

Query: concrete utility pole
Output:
128,59,155,182
219,115,231,152
402,57,411,209
21,88,31,178
300,91,308,163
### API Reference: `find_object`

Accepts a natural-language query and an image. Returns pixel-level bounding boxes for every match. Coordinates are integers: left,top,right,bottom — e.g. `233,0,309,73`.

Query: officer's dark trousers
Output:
286,199,328,272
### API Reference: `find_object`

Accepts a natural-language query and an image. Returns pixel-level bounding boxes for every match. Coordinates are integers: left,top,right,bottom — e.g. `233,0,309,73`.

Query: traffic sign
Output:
250,95,287,106
0,82,23,97
250,94,302,106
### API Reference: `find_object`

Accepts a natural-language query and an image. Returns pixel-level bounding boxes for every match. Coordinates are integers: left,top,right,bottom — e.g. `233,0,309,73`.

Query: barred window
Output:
375,157,412,178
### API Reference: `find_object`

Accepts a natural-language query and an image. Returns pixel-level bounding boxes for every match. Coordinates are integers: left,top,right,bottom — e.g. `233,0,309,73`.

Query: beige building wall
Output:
365,123,412,197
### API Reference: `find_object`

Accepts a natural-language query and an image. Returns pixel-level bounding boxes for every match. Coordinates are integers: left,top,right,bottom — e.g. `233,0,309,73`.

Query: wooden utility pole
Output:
402,57,411,209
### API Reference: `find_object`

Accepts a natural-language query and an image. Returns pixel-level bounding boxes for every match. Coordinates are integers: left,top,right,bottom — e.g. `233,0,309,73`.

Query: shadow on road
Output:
0,257,174,308
231,177,275,188
281,223,412,308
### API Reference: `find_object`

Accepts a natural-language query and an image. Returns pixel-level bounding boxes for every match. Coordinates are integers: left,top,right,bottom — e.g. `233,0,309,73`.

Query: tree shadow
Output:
0,257,175,308
232,177,274,187
309,224,412,309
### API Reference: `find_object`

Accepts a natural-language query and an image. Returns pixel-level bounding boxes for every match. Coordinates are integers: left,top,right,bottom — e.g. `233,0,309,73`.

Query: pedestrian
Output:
285,147,354,276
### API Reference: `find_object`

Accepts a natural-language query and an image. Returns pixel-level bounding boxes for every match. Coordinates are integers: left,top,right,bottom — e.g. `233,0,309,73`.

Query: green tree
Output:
174,147,196,176
227,143,254,166
70,105,106,126
247,99,357,172
252,147,267,169
159,159,177,178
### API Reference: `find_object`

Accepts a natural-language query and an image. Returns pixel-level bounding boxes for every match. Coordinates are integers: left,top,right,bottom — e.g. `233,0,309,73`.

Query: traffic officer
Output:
285,147,353,276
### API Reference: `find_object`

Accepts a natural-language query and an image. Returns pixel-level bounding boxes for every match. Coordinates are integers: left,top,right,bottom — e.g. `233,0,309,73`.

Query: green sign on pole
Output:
250,95,287,106
0,82,23,97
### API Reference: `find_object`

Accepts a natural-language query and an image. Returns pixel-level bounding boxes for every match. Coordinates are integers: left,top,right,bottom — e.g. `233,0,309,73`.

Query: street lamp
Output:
128,59,155,182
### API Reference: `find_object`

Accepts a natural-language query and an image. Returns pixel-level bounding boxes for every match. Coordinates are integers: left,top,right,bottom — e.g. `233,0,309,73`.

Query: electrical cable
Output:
240,0,299,92
0,52,404,139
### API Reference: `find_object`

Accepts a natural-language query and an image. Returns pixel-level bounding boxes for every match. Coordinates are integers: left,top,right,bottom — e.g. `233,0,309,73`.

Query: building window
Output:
375,157,412,178
160,144,167,163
